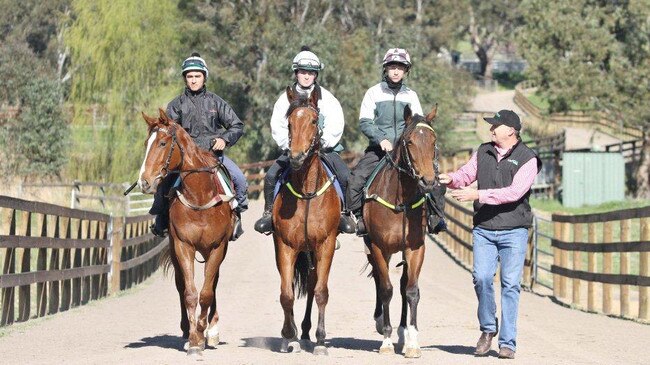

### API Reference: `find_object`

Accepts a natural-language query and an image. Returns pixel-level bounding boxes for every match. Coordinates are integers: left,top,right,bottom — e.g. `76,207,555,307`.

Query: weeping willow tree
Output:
65,0,180,181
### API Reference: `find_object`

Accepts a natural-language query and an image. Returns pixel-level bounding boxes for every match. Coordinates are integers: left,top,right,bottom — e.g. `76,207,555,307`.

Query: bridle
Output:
386,122,440,189
148,126,184,184
287,104,322,163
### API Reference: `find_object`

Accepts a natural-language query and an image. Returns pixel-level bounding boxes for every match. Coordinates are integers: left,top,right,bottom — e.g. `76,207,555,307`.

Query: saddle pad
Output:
273,158,344,202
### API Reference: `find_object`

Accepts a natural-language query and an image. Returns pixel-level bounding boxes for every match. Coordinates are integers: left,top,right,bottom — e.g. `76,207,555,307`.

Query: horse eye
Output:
159,141,167,147
312,119,317,124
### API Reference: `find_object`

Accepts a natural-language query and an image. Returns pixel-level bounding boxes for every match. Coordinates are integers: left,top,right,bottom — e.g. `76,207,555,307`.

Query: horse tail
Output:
293,251,311,299
158,240,175,278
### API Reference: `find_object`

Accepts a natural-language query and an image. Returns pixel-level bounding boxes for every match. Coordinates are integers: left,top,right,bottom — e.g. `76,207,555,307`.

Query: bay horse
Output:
272,86,340,355
364,105,439,358
138,109,235,356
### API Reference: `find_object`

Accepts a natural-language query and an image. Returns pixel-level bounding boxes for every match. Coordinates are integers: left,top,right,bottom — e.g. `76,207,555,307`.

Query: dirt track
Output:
1,199,649,365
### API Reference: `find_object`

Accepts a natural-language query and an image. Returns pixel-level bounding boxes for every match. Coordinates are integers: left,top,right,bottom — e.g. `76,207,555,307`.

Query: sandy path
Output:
1,199,649,365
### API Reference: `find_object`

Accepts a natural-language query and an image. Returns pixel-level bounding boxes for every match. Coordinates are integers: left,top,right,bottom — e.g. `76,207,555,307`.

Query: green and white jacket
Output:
358,81,423,147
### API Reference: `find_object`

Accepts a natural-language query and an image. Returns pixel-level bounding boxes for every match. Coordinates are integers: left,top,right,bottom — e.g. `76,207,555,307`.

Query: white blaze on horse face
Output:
138,131,158,190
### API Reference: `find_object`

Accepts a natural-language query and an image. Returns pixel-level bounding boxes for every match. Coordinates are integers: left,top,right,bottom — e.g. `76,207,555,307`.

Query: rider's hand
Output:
379,139,393,152
438,173,452,185
211,138,227,151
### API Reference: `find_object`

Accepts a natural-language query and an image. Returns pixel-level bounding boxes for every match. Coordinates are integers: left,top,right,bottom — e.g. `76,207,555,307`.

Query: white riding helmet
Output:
181,52,209,79
382,48,411,69
291,49,324,72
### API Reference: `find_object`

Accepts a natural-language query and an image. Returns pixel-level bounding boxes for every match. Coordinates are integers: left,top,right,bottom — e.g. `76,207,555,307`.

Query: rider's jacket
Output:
166,86,244,151
270,83,344,152
359,81,422,148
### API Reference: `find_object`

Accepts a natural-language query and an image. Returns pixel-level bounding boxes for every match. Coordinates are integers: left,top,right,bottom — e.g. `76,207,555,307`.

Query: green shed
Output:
561,152,625,207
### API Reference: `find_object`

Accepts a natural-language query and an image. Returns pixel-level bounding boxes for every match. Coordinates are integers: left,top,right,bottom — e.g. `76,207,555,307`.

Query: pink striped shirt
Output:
447,145,538,205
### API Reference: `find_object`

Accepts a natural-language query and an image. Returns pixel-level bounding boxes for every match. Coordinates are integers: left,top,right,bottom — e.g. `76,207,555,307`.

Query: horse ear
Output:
308,85,320,109
142,111,158,128
403,104,413,124
425,104,438,123
286,86,296,103
158,108,170,125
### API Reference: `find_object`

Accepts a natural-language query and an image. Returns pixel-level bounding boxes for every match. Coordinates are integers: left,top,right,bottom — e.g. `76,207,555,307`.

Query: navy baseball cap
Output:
484,110,521,131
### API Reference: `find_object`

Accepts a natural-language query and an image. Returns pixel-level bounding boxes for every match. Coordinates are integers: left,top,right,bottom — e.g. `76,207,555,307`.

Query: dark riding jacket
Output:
166,86,244,151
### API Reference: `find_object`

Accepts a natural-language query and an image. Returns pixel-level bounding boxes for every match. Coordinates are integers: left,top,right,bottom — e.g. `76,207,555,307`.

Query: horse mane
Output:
169,121,219,167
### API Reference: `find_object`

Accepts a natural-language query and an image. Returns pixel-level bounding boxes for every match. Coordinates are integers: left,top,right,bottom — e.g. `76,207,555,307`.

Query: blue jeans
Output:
220,155,249,212
472,226,528,351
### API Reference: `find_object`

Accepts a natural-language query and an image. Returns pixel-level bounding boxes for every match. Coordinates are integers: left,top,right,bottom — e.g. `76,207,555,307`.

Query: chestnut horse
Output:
138,109,234,356
273,86,340,355
364,105,439,358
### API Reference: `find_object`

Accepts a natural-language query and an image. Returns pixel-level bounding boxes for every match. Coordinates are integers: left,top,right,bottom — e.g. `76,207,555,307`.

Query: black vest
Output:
473,141,541,229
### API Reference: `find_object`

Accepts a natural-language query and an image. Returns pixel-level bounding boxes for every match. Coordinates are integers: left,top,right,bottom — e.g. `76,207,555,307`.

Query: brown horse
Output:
272,86,340,355
364,105,439,358
138,109,234,356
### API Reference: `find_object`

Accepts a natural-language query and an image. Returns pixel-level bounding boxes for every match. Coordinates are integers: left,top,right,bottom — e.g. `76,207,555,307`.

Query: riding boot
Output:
254,184,275,234
427,213,447,234
353,209,367,236
230,209,244,241
338,212,356,234
150,212,169,237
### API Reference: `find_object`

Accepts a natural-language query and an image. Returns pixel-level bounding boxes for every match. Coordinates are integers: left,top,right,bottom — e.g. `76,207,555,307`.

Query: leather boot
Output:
338,211,356,234
254,183,275,234
230,210,244,241
474,332,496,356
427,214,447,234
150,213,169,237
353,210,367,236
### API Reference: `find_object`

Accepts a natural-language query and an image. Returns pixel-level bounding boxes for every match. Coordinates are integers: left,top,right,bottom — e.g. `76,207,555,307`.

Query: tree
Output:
65,0,182,181
517,0,650,197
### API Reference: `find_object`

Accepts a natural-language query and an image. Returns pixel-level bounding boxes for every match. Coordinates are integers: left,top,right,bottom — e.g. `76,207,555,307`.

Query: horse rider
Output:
253,46,356,235
346,47,447,236
149,52,249,240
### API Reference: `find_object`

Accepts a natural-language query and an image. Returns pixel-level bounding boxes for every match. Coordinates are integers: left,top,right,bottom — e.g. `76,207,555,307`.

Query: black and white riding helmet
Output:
382,48,412,70
181,52,209,79
291,46,324,72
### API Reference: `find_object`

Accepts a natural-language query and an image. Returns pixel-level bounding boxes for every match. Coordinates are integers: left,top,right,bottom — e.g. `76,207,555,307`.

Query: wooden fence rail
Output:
551,207,650,321
0,196,163,327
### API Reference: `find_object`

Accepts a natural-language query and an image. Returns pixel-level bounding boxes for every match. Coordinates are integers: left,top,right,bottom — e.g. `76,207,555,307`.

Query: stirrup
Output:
254,212,273,235
338,213,356,234
230,214,244,241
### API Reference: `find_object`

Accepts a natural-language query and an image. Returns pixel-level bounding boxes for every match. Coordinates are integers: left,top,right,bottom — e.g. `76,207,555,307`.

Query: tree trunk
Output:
635,132,650,199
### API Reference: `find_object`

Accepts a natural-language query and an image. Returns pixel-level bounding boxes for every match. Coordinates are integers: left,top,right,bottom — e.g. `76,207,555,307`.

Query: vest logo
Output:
507,159,519,166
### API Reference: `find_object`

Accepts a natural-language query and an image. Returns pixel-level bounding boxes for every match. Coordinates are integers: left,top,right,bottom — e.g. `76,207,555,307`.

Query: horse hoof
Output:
404,347,422,358
207,334,219,347
379,339,394,355
313,345,328,356
206,327,220,347
187,346,203,356
183,341,190,351
282,339,301,353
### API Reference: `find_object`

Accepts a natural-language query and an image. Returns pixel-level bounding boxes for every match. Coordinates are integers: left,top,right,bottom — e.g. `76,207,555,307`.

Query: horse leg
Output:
300,267,317,341
398,255,408,347
312,236,336,356
276,239,300,353
367,252,383,334
201,243,228,348
174,241,202,356
402,246,425,358
170,239,189,339
370,243,394,355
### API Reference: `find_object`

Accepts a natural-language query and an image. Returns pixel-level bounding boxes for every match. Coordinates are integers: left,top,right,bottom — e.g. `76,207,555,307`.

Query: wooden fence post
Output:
553,220,561,299
587,222,597,312
640,217,649,320
572,223,583,307
620,219,631,317
560,222,570,299
602,221,613,315
109,216,124,296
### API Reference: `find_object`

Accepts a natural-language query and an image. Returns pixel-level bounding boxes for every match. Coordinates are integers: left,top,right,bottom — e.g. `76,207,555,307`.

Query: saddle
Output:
273,158,344,203
168,164,237,211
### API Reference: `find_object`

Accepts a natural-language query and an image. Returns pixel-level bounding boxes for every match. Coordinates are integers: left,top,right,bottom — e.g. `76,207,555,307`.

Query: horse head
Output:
285,86,321,170
138,109,184,194
397,104,439,194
